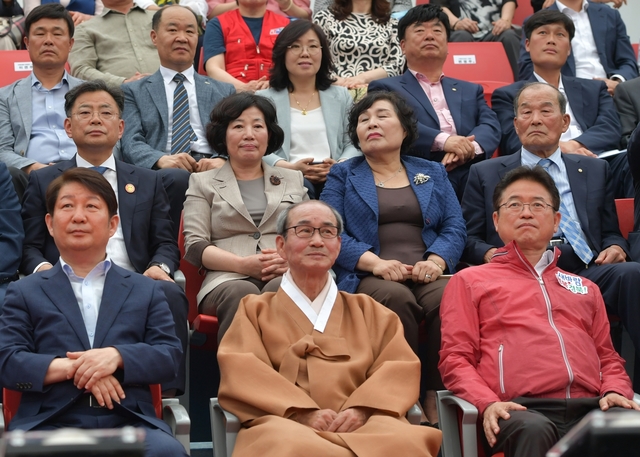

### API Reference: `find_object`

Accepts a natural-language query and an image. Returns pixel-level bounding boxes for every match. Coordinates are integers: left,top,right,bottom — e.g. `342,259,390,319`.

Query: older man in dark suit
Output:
368,4,500,200
462,82,640,378
122,5,235,233
20,80,188,396
0,167,186,457
493,9,630,199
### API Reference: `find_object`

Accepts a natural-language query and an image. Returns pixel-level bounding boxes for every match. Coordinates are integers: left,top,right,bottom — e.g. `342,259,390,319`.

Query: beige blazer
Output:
183,160,308,303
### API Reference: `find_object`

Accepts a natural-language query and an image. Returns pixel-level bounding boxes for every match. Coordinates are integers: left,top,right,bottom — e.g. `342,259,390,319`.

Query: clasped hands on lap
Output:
291,407,373,433
359,252,446,284
45,347,125,409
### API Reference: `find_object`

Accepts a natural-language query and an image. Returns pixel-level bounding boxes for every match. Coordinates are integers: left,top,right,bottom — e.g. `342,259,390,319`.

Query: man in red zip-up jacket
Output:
440,165,638,457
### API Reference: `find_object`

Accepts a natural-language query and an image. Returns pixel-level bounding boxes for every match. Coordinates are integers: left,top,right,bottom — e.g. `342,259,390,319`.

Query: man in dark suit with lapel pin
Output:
368,4,501,200
492,9,631,199
20,80,189,396
121,5,235,234
462,82,640,382
0,167,187,457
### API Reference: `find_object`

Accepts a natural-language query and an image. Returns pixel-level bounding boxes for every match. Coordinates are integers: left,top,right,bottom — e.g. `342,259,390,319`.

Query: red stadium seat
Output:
632,43,638,60
0,50,32,87
512,2,534,27
443,42,514,84
178,213,219,351
615,198,634,239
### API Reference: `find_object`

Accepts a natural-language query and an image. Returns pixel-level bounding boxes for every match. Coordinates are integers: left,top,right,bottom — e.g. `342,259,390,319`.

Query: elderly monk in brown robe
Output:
217,200,442,457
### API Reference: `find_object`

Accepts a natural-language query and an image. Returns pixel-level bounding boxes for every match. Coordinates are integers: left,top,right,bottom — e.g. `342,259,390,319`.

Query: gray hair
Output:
513,82,567,117
276,201,344,238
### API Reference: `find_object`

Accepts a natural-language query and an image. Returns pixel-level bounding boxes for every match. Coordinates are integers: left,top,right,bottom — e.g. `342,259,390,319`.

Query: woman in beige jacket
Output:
183,93,308,341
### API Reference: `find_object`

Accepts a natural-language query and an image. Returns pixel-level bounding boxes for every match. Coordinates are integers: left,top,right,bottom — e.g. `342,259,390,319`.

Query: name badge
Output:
270,27,284,35
556,272,588,295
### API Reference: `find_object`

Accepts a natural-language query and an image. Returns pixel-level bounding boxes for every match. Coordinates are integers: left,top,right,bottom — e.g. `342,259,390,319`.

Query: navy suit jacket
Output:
492,75,621,155
0,263,181,431
0,162,23,282
518,2,638,82
368,71,501,160
627,127,640,259
320,156,467,293
121,70,235,169
462,151,628,267
20,157,179,276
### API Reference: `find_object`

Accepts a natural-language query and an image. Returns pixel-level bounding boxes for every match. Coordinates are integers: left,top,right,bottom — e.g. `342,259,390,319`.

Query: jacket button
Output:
253,232,260,240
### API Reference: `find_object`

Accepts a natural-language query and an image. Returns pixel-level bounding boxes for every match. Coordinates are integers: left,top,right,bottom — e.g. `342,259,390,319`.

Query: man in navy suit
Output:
20,80,188,395
462,82,640,377
122,5,235,233
517,0,638,95
368,4,501,200
493,9,630,198
0,167,187,457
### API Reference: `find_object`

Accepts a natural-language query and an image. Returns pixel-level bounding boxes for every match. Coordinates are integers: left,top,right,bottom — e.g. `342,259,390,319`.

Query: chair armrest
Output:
174,270,185,292
210,397,240,457
436,390,478,457
634,393,640,404
0,402,4,436
162,398,191,455
407,402,421,425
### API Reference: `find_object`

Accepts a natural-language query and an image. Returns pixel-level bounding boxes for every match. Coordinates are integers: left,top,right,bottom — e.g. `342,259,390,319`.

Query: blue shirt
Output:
521,147,581,236
27,72,77,164
60,257,112,347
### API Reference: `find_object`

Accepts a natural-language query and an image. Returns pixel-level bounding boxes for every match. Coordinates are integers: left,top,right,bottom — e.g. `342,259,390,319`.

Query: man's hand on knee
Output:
292,408,338,431
328,407,372,433
482,401,527,447
600,393,640,411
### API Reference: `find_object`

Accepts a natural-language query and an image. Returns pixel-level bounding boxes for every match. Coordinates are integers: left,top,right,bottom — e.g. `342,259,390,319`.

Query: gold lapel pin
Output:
125,183,135,193
452,88,457,91
578,169,583,173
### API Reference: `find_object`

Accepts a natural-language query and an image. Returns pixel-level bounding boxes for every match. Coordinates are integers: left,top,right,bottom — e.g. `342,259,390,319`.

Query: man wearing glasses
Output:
461,82,640,385
442,164,639,457
216,200,442,457
20,80,189,396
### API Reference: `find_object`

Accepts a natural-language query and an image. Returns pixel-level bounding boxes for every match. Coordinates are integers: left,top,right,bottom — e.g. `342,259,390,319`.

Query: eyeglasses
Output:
286,43,322,56
73,110,118,121
499,201,555,214
285,225,339,239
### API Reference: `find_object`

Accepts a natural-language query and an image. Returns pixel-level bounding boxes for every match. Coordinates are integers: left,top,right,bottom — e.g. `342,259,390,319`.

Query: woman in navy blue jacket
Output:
320,91,466,425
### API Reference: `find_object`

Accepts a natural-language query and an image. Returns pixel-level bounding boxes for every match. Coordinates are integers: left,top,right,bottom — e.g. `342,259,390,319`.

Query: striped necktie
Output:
171,73,197,155
538,159,594,265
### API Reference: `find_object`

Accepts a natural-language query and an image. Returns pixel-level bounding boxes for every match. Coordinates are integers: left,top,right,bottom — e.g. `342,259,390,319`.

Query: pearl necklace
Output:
374,166,403,187
291,91,316,115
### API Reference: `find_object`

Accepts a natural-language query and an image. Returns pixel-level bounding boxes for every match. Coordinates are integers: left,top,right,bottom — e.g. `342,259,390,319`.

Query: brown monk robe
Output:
217,287,441,457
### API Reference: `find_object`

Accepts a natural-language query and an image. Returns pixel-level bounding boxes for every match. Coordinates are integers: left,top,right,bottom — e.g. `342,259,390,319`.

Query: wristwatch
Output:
149,261,171,277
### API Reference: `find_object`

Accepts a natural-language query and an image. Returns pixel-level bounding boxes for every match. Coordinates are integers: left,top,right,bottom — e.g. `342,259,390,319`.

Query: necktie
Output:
90,166,108,174
171,73,197,155
538,159,594,265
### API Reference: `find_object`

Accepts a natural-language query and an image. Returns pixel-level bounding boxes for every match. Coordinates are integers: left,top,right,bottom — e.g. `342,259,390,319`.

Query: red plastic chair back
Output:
443,42,514,84
178,213,207,324
197,52,206,76
632,43,638,60
512,2,534,27
2,388,21,426
615,198,634,239
0,50,32,87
